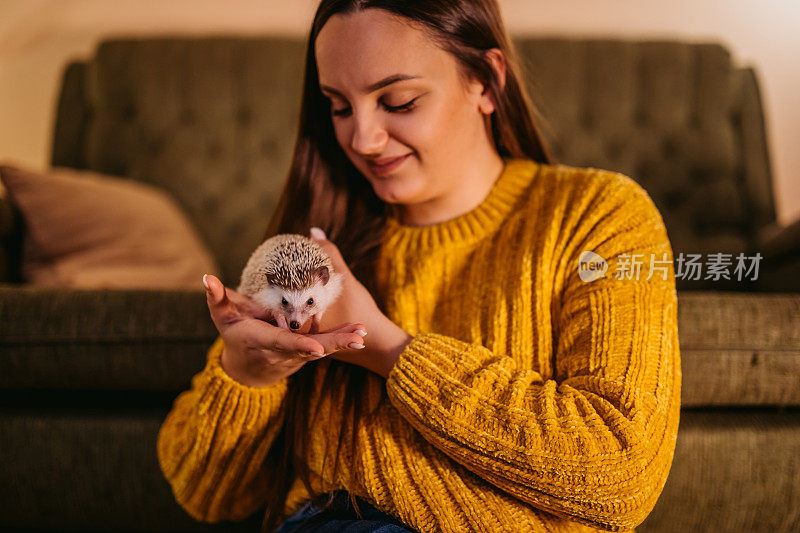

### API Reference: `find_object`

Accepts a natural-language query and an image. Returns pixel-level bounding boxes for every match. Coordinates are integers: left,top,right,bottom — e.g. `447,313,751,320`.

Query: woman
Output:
157,1,682,532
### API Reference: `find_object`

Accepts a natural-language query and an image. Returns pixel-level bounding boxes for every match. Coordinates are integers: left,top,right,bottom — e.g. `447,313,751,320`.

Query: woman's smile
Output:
367,153,412,176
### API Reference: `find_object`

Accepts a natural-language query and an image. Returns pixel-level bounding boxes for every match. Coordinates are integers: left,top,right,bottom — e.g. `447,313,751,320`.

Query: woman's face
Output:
315,8,497,216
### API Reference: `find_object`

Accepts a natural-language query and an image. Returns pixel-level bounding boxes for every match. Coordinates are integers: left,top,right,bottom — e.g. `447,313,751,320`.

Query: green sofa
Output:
1,37,798,532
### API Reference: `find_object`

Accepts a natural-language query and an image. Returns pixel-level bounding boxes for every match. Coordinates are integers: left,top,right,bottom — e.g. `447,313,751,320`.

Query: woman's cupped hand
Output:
203,273,368,388
308,227,413,379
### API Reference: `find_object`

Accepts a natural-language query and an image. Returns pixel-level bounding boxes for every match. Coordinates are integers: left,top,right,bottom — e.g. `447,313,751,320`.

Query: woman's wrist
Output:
375,321,413,379
220,347,284,388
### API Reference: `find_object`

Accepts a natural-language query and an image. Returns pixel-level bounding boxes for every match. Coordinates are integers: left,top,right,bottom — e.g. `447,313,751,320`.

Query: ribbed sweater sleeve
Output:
384,174,681,531
156,336,289,523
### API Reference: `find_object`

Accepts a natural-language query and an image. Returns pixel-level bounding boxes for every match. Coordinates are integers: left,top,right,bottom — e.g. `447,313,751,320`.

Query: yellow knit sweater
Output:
157,158,681,532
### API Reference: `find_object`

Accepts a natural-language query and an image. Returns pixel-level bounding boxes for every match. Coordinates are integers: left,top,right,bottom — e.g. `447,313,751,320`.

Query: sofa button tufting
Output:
207,141,223,158
148,139,163,156
180,109,196,125
662,138,677,158
122,105,136,121
606,140,623,159
664,190,685,210
236,107,252,127
634,109,647,127
689,168,706,184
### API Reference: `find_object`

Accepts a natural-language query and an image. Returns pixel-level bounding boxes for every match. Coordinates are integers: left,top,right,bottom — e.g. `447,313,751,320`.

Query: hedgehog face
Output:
256,285,320,331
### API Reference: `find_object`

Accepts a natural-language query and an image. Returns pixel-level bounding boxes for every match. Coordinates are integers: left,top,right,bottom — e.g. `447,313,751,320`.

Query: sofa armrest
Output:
757,217,800,258
754,218,800,291
0,285,218,391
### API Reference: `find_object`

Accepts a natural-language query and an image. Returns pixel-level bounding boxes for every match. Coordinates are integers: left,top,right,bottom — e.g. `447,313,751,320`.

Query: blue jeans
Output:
274,490,416,533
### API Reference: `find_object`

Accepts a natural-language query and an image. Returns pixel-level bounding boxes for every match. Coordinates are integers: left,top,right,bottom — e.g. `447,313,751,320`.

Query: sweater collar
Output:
383,157,540,251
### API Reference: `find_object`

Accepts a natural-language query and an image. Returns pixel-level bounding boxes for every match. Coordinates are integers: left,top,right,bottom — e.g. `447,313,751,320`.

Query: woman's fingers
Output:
204,274,239,332
204,274,224,306
205,274,275,327
320,322,367,334
237,319,324,358
305,323,367,357
260,322,366,360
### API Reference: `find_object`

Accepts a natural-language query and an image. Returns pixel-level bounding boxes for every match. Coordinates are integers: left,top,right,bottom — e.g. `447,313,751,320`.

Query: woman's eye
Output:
330,97,419,118
307,298,314,306
383,97,418,113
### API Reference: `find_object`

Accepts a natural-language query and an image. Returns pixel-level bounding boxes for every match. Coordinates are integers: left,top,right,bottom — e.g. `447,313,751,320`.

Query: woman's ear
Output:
479,48,507,115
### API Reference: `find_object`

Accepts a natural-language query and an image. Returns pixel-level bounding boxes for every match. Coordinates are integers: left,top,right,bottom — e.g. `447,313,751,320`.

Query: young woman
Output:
157,1,682,532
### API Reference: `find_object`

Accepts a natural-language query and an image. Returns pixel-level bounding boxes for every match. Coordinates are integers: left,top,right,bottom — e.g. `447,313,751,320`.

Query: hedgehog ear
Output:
313,266,331,285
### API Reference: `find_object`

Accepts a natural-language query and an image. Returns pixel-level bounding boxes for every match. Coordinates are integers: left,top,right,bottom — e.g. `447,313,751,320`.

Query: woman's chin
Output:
374,184,418,205
362,164,428,205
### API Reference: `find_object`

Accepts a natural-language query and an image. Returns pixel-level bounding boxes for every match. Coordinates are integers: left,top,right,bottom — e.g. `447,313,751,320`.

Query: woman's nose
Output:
350,113,388,156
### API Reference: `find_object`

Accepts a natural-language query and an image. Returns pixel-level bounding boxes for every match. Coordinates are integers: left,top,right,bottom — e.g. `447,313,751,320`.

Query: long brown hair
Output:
260,1,554,531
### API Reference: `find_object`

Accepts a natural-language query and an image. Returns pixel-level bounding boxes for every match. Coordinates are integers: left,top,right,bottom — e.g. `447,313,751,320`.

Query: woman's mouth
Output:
367,154,411,176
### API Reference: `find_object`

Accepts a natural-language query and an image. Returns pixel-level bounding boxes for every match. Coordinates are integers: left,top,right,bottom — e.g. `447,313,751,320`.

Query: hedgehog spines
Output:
260,234,334,291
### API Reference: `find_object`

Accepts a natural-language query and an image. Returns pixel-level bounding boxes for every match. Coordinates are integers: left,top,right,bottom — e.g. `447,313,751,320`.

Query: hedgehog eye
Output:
307,298,314,306
281,297,288,307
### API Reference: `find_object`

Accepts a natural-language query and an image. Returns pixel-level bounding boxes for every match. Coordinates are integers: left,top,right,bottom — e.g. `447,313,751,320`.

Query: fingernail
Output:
202,274,210,290
310,227,327,240
309,351,324,357
355,329,367,336
348,342,365,349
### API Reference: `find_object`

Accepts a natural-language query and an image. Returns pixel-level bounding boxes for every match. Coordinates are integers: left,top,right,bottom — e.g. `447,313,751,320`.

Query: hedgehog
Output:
236,233,344,332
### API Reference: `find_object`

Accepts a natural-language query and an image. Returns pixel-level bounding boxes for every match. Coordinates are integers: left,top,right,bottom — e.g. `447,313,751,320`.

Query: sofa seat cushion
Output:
3,286,798,407
0,406,265,531
638,410,800,532
678,291,800,407
0,285,217,391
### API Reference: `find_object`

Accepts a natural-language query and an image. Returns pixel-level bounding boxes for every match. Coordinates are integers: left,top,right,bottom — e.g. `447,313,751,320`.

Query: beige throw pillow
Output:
0,164,221,289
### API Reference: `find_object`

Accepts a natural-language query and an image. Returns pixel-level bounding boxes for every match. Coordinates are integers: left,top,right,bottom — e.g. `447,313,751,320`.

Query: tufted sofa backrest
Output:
51,37,774,289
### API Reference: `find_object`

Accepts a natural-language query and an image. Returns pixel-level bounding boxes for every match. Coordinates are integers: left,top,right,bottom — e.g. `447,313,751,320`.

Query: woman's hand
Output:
203,274,368,388
309,227,413,379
